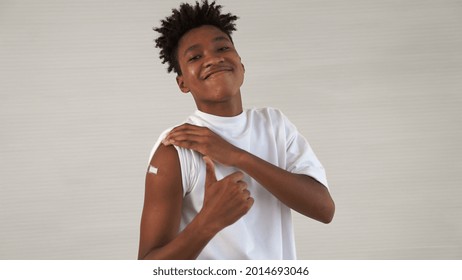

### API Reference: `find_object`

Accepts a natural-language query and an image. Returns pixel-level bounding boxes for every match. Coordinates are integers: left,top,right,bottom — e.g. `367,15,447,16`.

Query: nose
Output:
204,53,224,68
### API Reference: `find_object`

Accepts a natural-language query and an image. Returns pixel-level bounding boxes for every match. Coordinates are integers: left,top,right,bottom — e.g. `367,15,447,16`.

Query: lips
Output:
202,66,233,80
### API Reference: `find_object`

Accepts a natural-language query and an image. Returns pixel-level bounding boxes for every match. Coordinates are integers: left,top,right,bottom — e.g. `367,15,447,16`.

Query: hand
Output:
198,156,254,234
163,123,243,167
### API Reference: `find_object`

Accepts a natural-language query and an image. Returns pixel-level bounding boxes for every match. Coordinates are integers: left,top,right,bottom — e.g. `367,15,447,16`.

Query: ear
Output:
176,75,190,93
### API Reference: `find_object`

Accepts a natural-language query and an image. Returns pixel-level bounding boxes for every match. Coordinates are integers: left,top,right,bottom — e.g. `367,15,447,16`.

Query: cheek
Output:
181,66,201,86
237,65,245,84
189,65,203,78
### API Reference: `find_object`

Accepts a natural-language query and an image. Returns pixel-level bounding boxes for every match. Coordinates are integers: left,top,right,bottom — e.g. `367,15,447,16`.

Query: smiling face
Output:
175,25,245,116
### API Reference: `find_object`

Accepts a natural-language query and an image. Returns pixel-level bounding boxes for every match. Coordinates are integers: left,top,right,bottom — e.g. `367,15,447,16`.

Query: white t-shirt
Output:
148,107,328,259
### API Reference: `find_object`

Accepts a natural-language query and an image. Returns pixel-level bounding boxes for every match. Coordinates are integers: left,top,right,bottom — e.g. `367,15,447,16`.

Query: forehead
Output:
177,25,231,52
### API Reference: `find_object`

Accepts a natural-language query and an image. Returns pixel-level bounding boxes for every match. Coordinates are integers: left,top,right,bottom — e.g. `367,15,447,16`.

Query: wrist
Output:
232,147,249,168
193,210,221,240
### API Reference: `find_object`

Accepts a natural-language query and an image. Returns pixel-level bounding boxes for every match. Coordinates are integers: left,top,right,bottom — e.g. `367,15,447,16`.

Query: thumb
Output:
203,156,217,187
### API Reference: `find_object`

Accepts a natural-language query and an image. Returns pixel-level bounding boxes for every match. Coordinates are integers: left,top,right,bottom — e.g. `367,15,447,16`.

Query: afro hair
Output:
154,0,238,75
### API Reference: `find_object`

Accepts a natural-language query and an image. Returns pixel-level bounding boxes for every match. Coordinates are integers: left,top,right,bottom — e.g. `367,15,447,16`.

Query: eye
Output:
218,46,230,52
188,55,201,62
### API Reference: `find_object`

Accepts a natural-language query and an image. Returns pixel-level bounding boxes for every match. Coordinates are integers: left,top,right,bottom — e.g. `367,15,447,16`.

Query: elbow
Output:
320,199,335,224
138,252,147,260
321,211,334,224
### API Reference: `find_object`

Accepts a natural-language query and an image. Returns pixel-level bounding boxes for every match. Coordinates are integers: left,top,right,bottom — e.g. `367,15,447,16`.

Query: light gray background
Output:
1,0,461,259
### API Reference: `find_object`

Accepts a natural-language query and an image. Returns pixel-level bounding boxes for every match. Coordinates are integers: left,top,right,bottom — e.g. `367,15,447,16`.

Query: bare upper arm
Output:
138,144,183,259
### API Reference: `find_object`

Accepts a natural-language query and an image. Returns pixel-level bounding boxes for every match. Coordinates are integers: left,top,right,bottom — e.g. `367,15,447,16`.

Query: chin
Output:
211,84,241,99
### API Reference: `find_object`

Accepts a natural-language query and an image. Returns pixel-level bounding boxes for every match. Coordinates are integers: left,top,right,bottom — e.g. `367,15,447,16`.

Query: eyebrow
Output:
182,36,231,57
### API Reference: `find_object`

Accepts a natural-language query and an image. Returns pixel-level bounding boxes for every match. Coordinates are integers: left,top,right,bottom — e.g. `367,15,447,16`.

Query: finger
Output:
203,156,217,186
247,197,255,208
224,171,245,182
163,132,204,147
169,140,203,154
167,131,210,144
163,124,196,145
168,124,208,137
242,189,251,198
237,181,248,191
164,132,206,146
168,134,205,144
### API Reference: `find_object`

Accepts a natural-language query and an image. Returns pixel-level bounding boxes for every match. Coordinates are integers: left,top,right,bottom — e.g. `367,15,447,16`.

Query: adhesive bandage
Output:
148,165,158,175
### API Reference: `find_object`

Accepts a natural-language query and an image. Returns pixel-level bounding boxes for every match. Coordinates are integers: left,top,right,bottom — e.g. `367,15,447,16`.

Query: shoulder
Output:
146,143,182,194
149,144,180,177
247,107,286,120
246,107,289,128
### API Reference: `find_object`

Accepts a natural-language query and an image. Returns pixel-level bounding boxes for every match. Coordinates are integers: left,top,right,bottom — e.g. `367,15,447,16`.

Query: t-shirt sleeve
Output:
281,112,329,189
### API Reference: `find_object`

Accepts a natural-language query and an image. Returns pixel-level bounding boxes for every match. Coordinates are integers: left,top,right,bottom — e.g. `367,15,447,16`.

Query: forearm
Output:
139,213,217,260
235,150,335,223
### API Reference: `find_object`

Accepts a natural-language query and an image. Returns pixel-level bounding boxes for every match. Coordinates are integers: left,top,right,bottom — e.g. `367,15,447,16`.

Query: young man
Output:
138,0,335,260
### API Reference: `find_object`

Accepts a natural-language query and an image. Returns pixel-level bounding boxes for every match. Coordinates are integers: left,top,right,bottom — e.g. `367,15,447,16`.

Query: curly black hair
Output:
154,0,238,75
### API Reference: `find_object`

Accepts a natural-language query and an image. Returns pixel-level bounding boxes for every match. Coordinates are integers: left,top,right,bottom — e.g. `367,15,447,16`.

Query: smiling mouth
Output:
203,68,232,80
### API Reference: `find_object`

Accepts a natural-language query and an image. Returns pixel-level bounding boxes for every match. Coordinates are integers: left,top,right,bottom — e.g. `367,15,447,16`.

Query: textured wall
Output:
1,0,461,259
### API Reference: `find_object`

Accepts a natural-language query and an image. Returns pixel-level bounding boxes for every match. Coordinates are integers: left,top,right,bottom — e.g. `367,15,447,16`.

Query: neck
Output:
195,92,243,117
